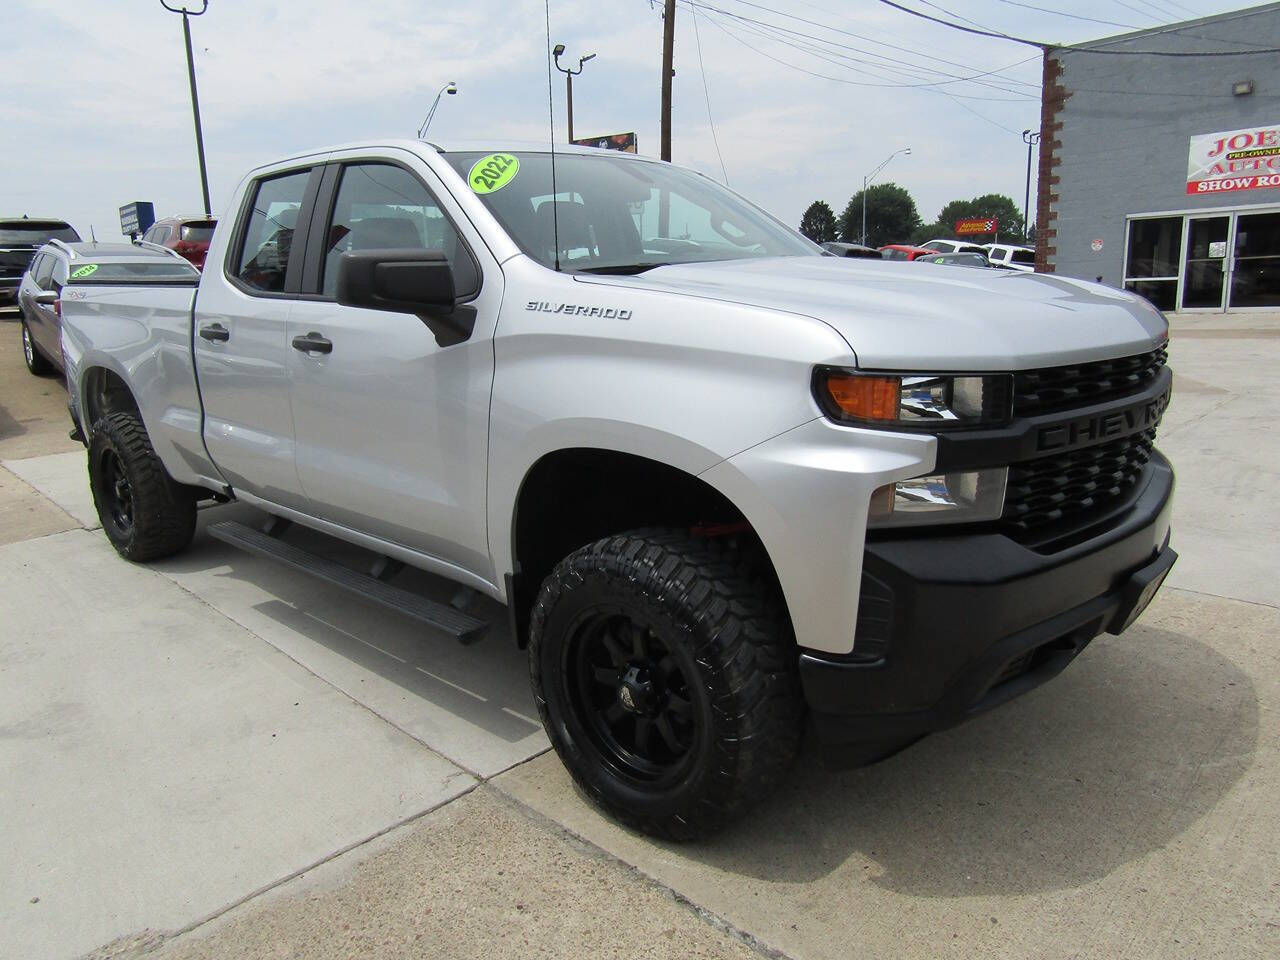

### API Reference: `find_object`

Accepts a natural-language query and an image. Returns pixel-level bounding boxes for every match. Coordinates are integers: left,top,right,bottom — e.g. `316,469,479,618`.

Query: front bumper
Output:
803,451,1175,756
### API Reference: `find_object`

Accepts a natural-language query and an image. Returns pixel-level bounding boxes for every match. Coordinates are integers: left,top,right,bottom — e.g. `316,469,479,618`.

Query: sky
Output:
1,0,1263,242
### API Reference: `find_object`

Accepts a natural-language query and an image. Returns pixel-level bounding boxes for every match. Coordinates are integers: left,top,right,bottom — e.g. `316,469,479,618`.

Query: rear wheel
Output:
530,529,803,840
88,411,197,561
20,319,53,375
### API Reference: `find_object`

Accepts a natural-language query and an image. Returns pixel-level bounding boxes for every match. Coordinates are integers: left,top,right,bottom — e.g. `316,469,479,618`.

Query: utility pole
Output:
1022,129,1041,241
553,46,596,143
660,0,675,162
160,1,212,217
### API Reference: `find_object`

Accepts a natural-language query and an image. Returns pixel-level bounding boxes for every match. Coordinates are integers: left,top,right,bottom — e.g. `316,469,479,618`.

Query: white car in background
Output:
984,243,1036,272
919,239,988,255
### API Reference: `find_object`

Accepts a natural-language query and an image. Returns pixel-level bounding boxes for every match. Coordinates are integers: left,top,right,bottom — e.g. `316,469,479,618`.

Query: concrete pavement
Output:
1,311,1277,959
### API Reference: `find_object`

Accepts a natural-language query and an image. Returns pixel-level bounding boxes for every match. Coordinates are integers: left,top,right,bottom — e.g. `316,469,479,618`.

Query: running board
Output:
206,521,489,644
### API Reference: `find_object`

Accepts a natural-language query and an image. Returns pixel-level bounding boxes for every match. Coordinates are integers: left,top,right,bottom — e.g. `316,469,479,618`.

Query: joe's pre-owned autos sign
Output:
1187,124,1280,195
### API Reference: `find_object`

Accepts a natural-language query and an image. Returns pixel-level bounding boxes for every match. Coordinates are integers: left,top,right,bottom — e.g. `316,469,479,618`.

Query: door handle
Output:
199,323,230,342
291,332,333,355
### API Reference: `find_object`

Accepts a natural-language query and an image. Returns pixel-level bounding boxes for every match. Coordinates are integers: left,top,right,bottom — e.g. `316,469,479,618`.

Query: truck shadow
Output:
672,623,1258,896
153,505,543,752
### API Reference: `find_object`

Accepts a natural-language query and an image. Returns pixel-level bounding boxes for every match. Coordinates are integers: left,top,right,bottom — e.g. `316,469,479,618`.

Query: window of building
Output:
1123,217,1182,311
1231,211,1280,309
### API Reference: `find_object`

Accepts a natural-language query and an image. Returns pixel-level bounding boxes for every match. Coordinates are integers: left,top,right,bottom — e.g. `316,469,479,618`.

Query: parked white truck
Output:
59,140,1175,839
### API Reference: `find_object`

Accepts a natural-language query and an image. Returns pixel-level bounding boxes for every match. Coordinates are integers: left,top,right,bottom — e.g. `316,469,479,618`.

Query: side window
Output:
319,163,478,299
51,259,68,291
26,253,44,281
235,169,311,293
34,254,55,288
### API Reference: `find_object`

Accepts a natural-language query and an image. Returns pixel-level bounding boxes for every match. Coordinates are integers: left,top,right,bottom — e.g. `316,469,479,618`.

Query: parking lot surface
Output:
1,313,1277,959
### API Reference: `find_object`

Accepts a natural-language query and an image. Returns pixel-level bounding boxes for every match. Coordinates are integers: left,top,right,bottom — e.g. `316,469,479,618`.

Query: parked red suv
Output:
879,244,936,261
141,216,217,270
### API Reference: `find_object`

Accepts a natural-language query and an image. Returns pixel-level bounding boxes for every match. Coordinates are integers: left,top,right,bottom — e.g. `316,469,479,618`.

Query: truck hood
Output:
577,256,1168,370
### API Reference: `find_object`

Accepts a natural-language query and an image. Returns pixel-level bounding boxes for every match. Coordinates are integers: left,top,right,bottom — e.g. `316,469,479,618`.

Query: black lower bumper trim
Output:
803,453,1175,757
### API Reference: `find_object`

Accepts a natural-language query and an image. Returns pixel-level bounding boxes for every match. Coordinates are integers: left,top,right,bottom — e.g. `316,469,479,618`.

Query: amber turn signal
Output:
822,373,902,421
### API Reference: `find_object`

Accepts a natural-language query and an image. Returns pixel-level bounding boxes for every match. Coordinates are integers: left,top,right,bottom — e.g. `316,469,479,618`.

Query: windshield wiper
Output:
575,262,671,275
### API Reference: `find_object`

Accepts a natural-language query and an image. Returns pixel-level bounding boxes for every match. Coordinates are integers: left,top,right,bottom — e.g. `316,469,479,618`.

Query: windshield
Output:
443,151,816,272
0,223,79,245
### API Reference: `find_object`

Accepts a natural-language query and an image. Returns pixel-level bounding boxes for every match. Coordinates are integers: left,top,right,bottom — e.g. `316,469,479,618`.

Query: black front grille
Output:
1002,428,1156,533
1014,346,1168,417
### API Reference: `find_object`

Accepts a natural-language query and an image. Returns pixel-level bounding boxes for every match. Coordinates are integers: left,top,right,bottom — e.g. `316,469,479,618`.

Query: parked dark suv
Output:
1,218,80,309
141,216,217,269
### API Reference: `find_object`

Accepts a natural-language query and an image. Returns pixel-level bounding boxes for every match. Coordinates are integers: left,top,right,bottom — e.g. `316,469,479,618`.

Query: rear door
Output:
285,154,501,579
28,253,60,356
192,164,322,509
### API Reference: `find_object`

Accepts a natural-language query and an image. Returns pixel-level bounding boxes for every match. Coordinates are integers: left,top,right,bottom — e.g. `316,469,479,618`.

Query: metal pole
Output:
661,0,675,162
861,176,868,245
1022,129,1040,241
566,73,574,143
181,11,211,216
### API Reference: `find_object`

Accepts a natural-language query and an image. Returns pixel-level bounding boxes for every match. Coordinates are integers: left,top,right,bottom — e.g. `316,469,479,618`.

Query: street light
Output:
1022,129,1042,242
553,44,596,143
861,147,910,246
417,82,458,139
159,0,211,217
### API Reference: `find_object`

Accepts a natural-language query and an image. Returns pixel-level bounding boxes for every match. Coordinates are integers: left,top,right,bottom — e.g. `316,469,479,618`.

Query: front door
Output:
285,160,498,579
1180,215,1231,310
194,165,318,509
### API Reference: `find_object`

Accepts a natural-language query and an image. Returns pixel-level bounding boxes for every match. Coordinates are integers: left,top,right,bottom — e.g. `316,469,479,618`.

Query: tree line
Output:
799,184,1027,249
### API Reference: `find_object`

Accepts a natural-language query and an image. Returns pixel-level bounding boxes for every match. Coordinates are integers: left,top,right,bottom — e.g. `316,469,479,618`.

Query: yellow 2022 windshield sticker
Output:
70,264,99,279
468,153,519,194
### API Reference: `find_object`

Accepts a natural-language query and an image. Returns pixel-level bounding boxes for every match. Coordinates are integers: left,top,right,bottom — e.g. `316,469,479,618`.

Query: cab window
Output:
235,169,311,293
319,163,478,299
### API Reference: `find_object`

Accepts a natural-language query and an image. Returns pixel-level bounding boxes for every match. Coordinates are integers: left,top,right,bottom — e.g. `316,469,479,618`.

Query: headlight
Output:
814,368,1012,429
869,467,1008,528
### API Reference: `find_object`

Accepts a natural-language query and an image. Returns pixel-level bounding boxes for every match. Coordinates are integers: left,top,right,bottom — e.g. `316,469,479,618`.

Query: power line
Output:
687,1,1040,94
1110,0,1168,23
690,5,730,184
875,0,1280,55
711,0,1041,88
991,0,1141,30
697,5,1037,97
697,10,1037,134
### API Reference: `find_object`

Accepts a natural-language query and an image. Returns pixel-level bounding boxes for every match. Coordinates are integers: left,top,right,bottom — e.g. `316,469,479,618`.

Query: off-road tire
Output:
20,319,53,375
88,411,197,561
529,528,804,840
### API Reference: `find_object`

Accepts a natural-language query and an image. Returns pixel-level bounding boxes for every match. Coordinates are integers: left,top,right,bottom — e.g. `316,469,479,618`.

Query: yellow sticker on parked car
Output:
70,264,99,279
468,153,519,194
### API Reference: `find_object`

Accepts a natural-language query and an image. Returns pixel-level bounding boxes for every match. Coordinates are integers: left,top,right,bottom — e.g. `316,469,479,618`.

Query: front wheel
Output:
20,319,53,375
88,411,197,561
529,529,804,840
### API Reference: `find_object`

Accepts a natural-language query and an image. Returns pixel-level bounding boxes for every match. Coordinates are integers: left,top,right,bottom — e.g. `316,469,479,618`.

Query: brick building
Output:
1036,3,1280,312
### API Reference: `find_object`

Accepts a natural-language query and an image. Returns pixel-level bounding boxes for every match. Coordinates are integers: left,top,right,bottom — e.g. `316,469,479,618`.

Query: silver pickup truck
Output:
60,140,1175,839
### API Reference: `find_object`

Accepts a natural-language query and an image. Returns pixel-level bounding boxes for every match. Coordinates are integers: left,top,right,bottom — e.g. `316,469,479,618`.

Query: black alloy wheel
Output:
98,448,135,535
567,609,700,788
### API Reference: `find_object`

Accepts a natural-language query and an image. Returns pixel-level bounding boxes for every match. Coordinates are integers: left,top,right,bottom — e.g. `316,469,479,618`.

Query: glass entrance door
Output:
1181,216,1231,310
1230,211,1280,309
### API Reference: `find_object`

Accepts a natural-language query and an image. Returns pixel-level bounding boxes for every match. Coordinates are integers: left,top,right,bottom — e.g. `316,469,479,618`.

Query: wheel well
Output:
508,448,787,647
82,367,141,427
